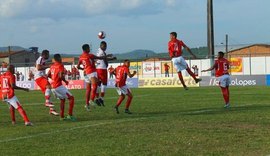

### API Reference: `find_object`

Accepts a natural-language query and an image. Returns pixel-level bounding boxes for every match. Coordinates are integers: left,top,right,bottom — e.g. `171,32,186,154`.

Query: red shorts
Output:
35,77,50,93
96,69,108,84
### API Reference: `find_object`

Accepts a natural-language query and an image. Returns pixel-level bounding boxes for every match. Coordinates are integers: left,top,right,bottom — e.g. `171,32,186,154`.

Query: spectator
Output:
71,66,77,80
108,65,114,79
76,70,80,80
192,65,199,76
28,70,34,81
15,71,20,81
67,70,72,80
164,63,170,77
19,72,24,81
1,61,8,72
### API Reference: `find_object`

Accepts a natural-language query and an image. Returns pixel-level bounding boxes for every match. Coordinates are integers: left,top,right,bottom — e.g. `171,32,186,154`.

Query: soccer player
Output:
108,65,114,79
48,54,76,121
34,50,59,115
201,51,231,108
95,41,116,106
77,44,114,111
0,65,33,126
114,60,136,114
168,32,201,90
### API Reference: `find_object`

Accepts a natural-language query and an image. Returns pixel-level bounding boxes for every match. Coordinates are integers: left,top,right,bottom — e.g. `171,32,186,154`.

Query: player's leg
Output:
7,96,32,126
186,67,201,83
179,57,201,83
173,57,188,90
95,80,101,106
9,105,16,125
90,75,98,105
60,99,65,119
35,77,54,107
45,84,59,115
66,92,75,121
219,75,230,108
99,70,108,106
85,82,91,110
124,88,133,114
177,72,188,90
114,87,125,114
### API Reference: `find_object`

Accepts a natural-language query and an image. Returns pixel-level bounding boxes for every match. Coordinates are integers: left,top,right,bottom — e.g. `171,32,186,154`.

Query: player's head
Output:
82,44,90,53
123,59,130,67
100,41,107,51
218,51,225,59
41,50,50,59
170,32,177,40
54,54,62,63
7,65,15,74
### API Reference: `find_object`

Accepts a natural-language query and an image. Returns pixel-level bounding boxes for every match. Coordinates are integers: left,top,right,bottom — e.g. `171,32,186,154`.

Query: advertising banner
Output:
16,81,35,90
161,61,177,74
142,62,161,76
130,62,142,77
138,77,199,88
200,75,266,86
107,78,138,88
229,58,243,73
34,80,85,90
266,75,270,86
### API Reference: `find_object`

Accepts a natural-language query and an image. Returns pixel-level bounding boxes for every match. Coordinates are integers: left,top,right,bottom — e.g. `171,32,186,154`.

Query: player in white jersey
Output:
34,50,59,116
95,41,116,106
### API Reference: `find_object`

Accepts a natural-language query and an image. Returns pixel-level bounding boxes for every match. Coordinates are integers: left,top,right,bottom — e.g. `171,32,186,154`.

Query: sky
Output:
0,0,269,54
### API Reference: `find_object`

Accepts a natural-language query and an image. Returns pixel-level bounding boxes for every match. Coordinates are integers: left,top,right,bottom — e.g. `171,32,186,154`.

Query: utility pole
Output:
8,46,11,64
207,0,215,75
225,34,228,53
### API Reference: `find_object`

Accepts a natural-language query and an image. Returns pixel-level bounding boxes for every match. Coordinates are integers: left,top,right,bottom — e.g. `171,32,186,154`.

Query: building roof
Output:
228,44,270,53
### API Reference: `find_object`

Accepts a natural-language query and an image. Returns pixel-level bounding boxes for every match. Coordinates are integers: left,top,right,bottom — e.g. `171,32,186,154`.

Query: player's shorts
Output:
218,74,231,88
97,69,108,84
51,85,73,99
4,96,21,109
116,85,131,95
84,72,98,84
35,77,50,93
172,56,188,72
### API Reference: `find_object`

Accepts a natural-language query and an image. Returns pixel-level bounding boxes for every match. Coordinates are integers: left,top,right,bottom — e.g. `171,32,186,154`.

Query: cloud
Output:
0,0,181,19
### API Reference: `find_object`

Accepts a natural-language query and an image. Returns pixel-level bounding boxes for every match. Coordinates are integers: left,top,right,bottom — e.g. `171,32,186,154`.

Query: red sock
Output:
177,72,186,87
117,95,125,107
186,67,197,80
17,105,30,123
9,106,15,122
221,87,229,104
96,92,99,98
91,83,97,101
101,92,105,98
45,95,50,103
86,84,91,105
67,95,74,116
60,99,65,118
125,94,133,109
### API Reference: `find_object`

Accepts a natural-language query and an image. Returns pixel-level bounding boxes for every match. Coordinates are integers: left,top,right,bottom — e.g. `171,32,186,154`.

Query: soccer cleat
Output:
25,122,33,126
114,106,119,114
224,103,230,109
195,78,202,83
60,117,66,121
85,104,91,111
124,109,132,114
45,102,54,107
95,99,101,106
184,86,189,90
12,121,16,125
49,109,59,116
99,98,105,107
89,100,97,107
66,115,76,121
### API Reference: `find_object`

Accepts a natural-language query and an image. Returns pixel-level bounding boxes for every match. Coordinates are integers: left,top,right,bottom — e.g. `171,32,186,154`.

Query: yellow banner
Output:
229,58,243,73
138,77,199,88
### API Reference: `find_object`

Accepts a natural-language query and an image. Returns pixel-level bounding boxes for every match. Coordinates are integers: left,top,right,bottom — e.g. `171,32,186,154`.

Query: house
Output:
227,44,270,58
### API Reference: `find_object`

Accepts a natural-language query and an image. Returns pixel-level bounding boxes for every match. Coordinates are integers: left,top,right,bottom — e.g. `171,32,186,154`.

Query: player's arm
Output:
59,71,69,85
93,54,114,60
201,63,217,72
127,70,136,78
183,44,197,59
47,69,52,78
11,82,29,92
76,61,84,70
36,63,50,71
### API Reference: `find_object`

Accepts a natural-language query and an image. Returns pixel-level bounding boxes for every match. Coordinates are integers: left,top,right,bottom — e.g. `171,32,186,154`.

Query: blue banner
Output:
16,81,35,90
266,75,270,86
107,78,138,88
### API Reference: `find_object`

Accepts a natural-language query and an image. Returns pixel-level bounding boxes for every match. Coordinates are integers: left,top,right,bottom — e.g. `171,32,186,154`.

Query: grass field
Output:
0,86,270,155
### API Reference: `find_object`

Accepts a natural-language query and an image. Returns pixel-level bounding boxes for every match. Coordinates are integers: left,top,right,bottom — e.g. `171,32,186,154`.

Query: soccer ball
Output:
98,31,106,39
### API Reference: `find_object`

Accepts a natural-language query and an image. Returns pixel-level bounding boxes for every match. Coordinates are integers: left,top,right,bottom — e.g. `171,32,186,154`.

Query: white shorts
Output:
4,96,21,109
218,74,231,88
52,85,73,99
84,72,97,83
116,85,131,95
172,56,188,72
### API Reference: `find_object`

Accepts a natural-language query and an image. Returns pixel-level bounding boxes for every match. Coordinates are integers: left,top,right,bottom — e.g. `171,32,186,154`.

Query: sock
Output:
17,105,30,123
226,86,230,103
101,84,106,98
67,94,74,116
9,106,15,122
91,83,98,101
116,95,125,107
86,84,91,105
125,94,133,109
45,88,51,103
221,87,229,104
60,99,65,118
177,72,186,87
95,86,100,98
186,67,197,80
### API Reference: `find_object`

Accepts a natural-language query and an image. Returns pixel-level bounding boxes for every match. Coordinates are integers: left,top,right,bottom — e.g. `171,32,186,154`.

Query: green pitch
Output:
0,86,270,155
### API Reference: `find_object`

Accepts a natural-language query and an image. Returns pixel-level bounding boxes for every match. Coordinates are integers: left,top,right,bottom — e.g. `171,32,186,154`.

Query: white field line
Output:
0,117,148,143
22,94,150,106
